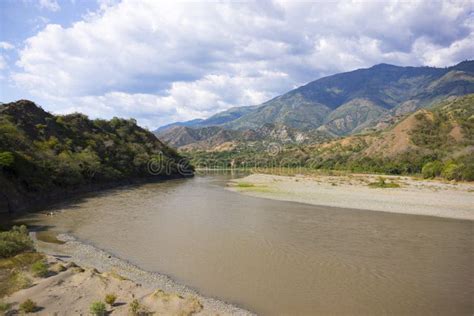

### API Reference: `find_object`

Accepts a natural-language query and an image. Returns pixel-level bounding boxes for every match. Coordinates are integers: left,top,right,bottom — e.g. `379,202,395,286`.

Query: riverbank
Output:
229,173,474,220
6,233,251,315
0,173,193,216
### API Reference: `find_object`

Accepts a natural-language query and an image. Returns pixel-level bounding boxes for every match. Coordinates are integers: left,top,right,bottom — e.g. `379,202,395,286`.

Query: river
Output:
20,173,474,315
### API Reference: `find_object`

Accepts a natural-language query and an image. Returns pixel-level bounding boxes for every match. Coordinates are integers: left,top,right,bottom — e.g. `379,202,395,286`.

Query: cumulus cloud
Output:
11,0,474,128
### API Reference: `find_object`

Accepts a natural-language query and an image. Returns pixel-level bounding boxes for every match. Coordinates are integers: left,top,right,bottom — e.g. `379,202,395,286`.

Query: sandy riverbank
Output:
3,233,253,315
229,173,474,220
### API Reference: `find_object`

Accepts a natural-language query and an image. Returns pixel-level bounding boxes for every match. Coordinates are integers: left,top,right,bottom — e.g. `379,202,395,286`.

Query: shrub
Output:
422,161,443,178
0,225,34,258
129,299,143,315
441,162,463,180
19,299,38,313
0,151,14,168
368,177,400,188
31,260,49,277
105,293,117,306
90,301,106,316
457,155,474,181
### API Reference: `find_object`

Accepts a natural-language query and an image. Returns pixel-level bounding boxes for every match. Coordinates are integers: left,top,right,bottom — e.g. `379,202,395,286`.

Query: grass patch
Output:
0,245,43,297
235,182,273,193
237,182,255,188
0,270,33,297
0,252,44,270
31,260,49,277
368,177,401,188
0,301,11,313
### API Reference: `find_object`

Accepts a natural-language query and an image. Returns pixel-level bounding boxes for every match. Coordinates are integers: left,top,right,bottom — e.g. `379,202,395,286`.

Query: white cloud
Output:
38,0,60,12
11,0,474,128
0,42,15,50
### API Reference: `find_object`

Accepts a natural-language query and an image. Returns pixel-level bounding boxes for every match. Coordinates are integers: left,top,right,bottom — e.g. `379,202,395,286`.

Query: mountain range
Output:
155,60,474,150
189,94,474,181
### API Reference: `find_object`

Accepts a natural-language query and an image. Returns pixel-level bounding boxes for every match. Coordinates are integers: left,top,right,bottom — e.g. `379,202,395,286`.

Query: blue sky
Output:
1,0,473,129
0,0,100,100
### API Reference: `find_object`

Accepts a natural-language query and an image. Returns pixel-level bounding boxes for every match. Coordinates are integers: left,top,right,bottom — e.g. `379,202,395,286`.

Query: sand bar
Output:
229,173,474,220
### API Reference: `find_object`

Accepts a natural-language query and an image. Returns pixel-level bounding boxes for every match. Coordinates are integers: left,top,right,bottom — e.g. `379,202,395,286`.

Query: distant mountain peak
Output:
370,63,398,69
156,60,474,148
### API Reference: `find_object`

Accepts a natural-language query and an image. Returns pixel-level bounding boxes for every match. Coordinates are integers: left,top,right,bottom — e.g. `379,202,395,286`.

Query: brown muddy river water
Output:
22,174,474,315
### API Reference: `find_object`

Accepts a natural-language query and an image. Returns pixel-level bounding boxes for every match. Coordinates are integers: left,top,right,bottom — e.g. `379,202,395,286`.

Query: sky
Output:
0,0,473,129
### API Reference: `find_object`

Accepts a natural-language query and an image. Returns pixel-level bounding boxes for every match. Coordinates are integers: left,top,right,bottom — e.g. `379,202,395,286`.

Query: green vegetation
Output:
220,61,474,132
31,260,49,277
237,182,254,188
0,225,34,258
368,177,400,188
422,161,443,179
0,152,14,168
160,60,474,140
186,95,474,181
0,100,193,213
0,301,11,313
90,301,107,316
0,226,42,297
105,293,117,306
129,299,149,315
19,299,38,313
129,299,140,315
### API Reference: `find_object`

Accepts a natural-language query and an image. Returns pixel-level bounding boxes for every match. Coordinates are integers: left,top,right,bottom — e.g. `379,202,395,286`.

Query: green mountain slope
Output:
188,94,474,181
224,61,474,133
157,60,474,143
318,98,388,136
158,123,330,151
0,100,193,214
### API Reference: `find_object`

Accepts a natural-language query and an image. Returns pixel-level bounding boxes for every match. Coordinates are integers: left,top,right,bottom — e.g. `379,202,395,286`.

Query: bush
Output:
105,293,117,306
129,299,144,315
90,301,106,316
457,155,474,181
19,299,38,313
0,151,14,168
0,225,34,258
31,260,49,277
442,162,463,180
368,177,400,188
422,161,443,178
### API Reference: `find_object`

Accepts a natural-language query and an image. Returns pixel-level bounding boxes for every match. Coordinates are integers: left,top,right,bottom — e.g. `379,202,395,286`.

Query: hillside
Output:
154,105,258,133
158,123,330,151
188,94,474,181
225,60,474,132
0,100,193,214
157,60,474,147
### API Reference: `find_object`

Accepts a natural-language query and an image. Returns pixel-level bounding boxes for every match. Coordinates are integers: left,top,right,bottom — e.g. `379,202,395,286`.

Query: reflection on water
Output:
23,173,474,315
